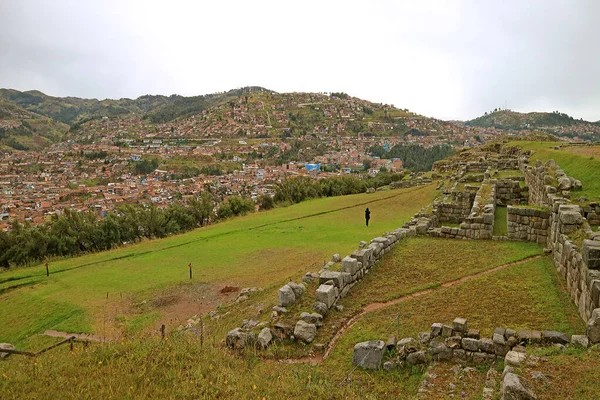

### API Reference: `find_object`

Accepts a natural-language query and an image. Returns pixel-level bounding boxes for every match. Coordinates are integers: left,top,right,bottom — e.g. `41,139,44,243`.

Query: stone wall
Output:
507,206,550,244
352,316,589,371
226,227,418,350
495,178,525,206
435,189,477,224
519,158,600,332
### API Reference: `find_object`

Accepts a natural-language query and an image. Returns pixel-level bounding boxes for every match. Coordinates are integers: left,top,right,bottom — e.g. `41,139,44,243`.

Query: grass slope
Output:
509,141,600,200
0,185,437,346
0,238,584,399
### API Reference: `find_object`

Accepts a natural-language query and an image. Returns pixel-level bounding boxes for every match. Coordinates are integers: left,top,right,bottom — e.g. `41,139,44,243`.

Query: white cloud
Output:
0,0,598,121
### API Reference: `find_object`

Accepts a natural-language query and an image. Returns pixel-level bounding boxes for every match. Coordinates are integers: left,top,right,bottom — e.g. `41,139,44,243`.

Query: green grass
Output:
0,185,437,346
494,206,508,236
325,255,585,380
509,142,600,200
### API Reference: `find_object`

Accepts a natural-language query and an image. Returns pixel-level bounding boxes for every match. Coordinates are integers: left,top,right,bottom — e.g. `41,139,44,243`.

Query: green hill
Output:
0,99,69,150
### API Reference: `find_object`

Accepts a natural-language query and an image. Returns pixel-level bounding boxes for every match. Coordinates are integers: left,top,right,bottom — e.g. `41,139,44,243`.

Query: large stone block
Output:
587,308,600,344
352,340,385,369
342,256,359,275
278,284,296,307
294,320,317,343
583,240,600,270
503,373,537,400
315,284,336,308
319,270,344,288
287,282,305,299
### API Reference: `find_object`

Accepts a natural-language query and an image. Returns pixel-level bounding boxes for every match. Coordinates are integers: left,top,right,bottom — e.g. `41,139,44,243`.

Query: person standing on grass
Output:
365,207,371,226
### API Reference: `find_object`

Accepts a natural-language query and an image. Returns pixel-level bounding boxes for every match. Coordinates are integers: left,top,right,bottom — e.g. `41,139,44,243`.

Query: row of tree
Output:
0,172,405,268
369,143,455,172
273,173,404,205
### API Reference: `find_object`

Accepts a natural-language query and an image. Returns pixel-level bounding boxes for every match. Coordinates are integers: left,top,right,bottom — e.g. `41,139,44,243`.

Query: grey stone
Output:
341,256,359,275
359,241,368,249
558,177,572,191
273,322,294,339
583,240,600,270
586,308,600,343
294,320,317,343
300,312,323,327
559,211,583,226
315,284,336,308
312,301,328,317
517,330,542,344
542,330,570,344
431,323,443,337
226,328,249,350
319,270,344,288
0,343,15,359
428,340,453,361
462,337,479,352
332,254,341,263
418,332,432,344
287,282,305,299
466,329,480,339
407,350,428,365
452,317,468,333
493,333,506,345
278,284,296,307
257,328,272,349
505,351,527,367
272,306,288,314
445,335,462,349
502,372,537,400
570,335,589,348
352,340,385,370
441,324,453,337
334,305,344,312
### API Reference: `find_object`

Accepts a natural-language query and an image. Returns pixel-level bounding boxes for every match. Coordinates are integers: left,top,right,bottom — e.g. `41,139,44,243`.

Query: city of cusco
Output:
1,1,599,399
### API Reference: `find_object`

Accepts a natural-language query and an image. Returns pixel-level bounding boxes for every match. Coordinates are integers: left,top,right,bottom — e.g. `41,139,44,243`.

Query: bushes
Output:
0,195,217,269
217,196,255,219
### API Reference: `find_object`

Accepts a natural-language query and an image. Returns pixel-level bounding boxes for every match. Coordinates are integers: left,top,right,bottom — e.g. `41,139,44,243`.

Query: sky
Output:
1,0,599,121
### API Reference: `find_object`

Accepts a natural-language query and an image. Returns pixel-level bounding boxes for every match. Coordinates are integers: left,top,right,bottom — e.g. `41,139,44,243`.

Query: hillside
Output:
466,109,600,141
0,99,69,150
0,86,272,126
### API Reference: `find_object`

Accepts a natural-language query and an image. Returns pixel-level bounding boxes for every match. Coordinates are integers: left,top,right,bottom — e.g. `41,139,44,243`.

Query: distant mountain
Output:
0,86,273,126
466,110,600,141
465,110,588,129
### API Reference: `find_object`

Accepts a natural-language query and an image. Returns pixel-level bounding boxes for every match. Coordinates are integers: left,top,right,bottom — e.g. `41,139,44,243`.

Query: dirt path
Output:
281,254,543,364
43,330,105,342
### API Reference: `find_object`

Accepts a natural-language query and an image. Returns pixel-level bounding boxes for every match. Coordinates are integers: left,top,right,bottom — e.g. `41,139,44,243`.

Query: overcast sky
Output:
1,0,598,121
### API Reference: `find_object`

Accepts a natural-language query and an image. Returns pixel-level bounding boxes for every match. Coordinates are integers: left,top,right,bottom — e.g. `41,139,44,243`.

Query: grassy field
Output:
0,184,437,347
0,237,585,399
509,141,600,200
493,206,508,236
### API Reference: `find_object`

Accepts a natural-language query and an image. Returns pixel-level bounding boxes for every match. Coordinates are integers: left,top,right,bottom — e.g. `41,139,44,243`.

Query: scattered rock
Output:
312,301,328,317
257,328,272,349
226,328,248,350
278,285,296,307
353,340,385,369
334,305,344,312
287,282,305,299
331,254,341,263
502,372,537,400
505,351,527,367
300,312,323,327
570,334,589,348
407,350,427,365
294,320,317,344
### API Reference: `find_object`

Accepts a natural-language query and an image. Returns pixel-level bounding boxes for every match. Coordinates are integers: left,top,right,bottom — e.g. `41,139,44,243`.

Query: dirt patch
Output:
220,286,240,294
102,282,240,340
